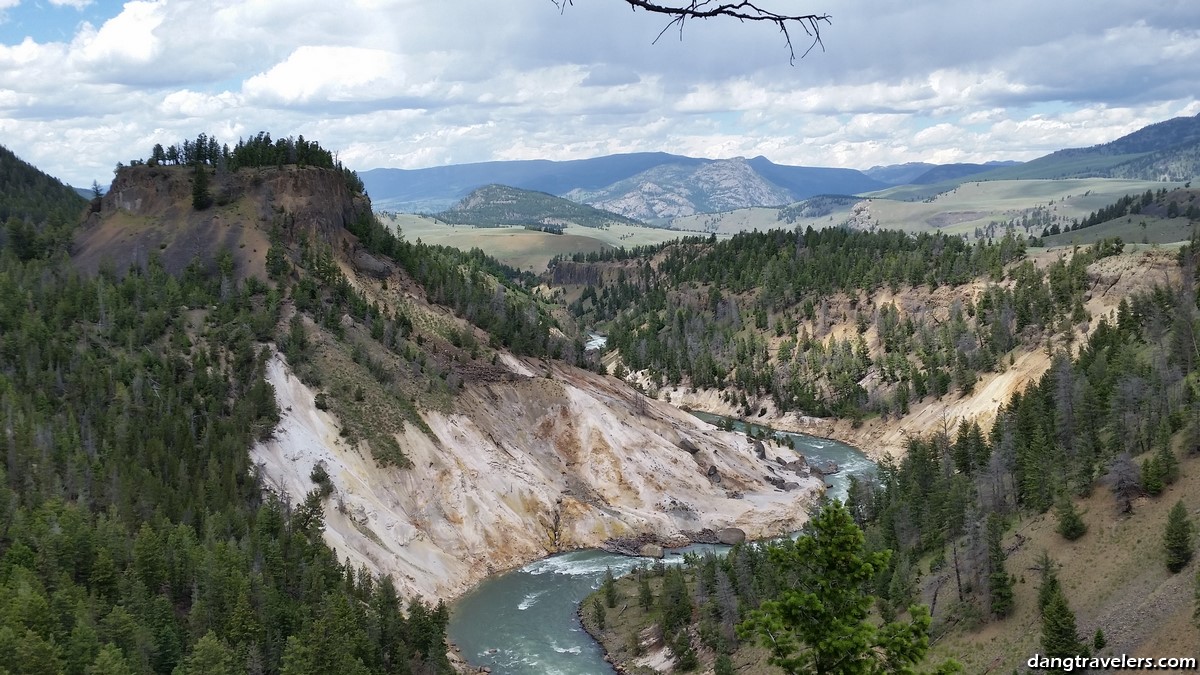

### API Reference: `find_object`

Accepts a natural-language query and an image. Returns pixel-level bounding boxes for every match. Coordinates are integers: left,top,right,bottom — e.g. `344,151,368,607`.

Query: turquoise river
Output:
447,414,877,674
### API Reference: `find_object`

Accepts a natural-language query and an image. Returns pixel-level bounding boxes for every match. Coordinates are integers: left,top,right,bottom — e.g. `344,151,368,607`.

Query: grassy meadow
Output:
381,213,703,273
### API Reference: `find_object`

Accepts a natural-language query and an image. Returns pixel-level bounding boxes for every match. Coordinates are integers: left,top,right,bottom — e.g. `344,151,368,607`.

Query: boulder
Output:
353,250,391,279
754,440,767,459
639,543,665,559
716,527,746,545
782,459,809,476
811,460,840,475
678,436,701,454
706,465,722,484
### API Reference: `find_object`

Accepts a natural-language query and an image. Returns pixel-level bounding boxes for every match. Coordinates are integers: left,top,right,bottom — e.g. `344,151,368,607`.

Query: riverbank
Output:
447,423,875,675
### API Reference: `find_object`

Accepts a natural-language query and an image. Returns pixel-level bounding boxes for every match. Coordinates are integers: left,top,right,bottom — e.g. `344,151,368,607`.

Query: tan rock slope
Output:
253,351,822,601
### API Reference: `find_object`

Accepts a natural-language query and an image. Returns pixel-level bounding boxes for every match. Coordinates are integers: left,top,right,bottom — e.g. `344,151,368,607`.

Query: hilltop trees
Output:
139,132,366,195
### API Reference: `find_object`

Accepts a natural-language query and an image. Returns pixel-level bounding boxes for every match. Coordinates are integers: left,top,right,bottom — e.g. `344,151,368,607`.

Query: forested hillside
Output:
0,144,87,260
552,226,1118,423
0,142,455,674
582,235,1200,672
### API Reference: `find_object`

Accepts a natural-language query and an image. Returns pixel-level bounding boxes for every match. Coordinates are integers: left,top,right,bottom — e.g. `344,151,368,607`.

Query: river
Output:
447,413,876,675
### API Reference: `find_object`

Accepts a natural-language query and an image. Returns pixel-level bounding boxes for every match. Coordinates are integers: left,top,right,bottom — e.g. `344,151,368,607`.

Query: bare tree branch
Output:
553,0,831,64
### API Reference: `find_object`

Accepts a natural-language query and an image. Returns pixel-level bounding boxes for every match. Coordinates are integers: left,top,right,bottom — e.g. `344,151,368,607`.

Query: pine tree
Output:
1037,551,1061,614
591,596,606,630
1164,500,1195,573
1156,442,1180,486
987,514,1014,618
1055,493,1087,541
603,567,619,608
174,631,238,675
638,568,653,611
1092,627,1106,652
1194,568,1200,627
1041,588,1087,668
739,501,960,673
87,643,134,675
192,162,212,210
1142,455,1165,497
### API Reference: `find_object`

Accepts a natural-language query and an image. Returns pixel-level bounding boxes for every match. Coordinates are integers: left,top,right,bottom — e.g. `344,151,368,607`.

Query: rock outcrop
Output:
74,164,372,280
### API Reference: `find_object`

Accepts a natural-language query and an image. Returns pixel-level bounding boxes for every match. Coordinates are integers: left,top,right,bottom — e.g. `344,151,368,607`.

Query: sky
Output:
1,0,1198,188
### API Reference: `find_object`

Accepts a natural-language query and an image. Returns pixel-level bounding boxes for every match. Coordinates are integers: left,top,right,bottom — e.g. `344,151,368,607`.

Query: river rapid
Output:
447,413,877,675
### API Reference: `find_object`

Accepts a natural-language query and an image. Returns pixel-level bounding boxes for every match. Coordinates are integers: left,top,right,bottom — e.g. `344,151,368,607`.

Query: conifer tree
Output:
1037,551,1061,614
638,568,653,611
739,501,960,674
591,596,606,630
1194,568,1200,627
191,162,212,210
987,514,1014,618
603,567,619,608
1155,441,1180,486
1055,493,1087,541
1164,500,1195,573
1041,588,1087,668
1142,455,1165,496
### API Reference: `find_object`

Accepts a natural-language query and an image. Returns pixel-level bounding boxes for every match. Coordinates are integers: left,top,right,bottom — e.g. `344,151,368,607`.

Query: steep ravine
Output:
252,351,824,602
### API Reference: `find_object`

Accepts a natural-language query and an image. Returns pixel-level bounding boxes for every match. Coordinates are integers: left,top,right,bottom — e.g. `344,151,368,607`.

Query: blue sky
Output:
1,0,1198,188
0,0,121,42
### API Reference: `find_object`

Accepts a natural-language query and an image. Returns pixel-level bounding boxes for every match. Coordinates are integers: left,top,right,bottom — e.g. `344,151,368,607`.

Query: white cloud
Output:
0,0,1196,187
49,0,92,8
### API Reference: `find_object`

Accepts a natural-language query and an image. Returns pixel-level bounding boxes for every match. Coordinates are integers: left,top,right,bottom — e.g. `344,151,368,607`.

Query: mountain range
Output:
362,112,1200,220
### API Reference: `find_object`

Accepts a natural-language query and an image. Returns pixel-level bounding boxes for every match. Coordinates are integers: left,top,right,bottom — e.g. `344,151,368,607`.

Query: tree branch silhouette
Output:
553,1,831,64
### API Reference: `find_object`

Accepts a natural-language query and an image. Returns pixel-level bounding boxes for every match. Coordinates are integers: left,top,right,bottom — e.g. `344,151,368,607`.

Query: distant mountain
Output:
363,113,1200,220
362,152,703,212
362,153,885,219
436,184,643,229
908,162,1019,185
864,162,937,185
972,112,1200,182
743,156,887,197
564,158,797,220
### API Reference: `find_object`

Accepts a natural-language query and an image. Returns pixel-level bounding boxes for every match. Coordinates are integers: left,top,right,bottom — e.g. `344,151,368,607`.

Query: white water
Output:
448,413,876,675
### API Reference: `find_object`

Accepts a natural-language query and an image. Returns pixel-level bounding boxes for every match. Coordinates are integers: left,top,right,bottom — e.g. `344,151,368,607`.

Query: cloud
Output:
0,0,1196,188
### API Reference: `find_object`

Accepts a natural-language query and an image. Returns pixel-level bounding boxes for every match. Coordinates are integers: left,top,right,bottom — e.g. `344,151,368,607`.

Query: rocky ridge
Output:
566,158,794,220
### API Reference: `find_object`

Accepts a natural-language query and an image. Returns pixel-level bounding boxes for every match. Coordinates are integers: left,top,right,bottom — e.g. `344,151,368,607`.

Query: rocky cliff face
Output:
74,164,370,278
253,351,822,601
567,158,794,220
